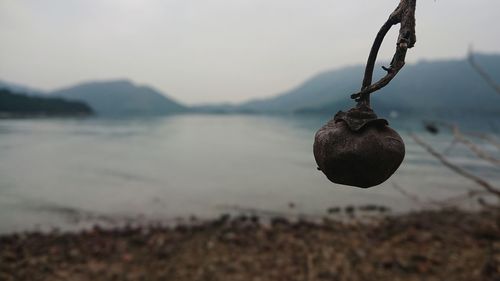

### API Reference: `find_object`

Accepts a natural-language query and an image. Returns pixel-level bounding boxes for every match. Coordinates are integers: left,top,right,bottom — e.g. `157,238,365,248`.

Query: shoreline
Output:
0,203,396,236
1,207,499,281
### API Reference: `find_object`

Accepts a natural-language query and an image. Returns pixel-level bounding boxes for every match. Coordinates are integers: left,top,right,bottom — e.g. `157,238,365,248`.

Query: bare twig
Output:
451,124,500,166
442,137,459,155
392,182,426,206
410,133,500,196
468,50,500,95
393,182,491,208
432,190,490,206
464,131,500,151
352,0,417,106
426,121,500,160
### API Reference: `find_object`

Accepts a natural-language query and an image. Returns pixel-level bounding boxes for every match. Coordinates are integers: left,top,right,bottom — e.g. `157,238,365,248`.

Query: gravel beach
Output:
1,207,499,281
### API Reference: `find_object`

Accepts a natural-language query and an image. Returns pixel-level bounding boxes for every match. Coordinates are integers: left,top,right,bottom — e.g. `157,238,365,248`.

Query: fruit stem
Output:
352,0,417,108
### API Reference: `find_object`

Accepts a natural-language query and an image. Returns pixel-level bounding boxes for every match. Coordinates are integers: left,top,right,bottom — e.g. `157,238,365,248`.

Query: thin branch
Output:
433,121,500,165
393,182,489,207
352,0,417,106
410,133,500,197
451,124,500,166
392,182,426,206
431,190,491,206
442,137,459,155
463,131,500,151
468,50,500,95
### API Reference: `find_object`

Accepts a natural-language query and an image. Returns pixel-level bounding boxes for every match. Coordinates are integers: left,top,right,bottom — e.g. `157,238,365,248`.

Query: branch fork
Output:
351,0,417,107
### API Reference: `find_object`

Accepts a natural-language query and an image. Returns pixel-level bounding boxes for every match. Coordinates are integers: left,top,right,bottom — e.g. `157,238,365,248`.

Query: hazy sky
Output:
1,0,499,104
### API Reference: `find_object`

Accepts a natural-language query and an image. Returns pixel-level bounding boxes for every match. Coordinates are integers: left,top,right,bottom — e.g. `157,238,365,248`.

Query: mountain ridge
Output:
236,53,500,116
50,79,187,116
0,79,188,116
2,53,499,117
0,88,93,117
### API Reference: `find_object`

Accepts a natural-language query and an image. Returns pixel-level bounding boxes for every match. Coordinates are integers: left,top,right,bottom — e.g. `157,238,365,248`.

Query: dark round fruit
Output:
313,118,405,188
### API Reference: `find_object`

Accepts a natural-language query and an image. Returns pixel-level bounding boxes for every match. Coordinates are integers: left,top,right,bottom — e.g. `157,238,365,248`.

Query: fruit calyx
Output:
334,105,388,132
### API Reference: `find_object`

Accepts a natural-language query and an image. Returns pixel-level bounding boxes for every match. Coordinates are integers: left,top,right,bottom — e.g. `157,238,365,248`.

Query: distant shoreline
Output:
0,112,93,119
0,88,93,118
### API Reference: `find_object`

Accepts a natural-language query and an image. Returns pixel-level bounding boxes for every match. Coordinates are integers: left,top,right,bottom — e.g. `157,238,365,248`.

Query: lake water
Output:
0,114,499,233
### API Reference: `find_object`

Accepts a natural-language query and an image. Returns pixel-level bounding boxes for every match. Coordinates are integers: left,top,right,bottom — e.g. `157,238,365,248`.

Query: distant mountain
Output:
0,80,45,96
237,53,500,117
2,54,499,118
50,80,187,116
0,88,92,117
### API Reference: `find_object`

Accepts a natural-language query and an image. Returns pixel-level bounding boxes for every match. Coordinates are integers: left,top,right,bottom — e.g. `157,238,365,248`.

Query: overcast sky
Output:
1,0,499,104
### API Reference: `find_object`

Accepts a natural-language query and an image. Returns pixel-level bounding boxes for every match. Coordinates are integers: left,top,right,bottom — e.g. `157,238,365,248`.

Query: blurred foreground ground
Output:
1,208,500,281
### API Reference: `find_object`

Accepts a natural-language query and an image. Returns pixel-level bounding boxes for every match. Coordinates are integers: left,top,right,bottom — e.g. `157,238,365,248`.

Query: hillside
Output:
238,54,500,117
0,88,92,117
1,54,499,117
0,80,44,96
50,80,187,116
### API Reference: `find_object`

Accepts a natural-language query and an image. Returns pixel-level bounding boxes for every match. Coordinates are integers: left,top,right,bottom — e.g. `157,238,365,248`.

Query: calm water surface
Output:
0,114,499,233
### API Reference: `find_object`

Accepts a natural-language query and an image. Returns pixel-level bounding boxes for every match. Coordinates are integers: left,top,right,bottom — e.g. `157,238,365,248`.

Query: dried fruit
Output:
313,0,415,188
314,106,405,188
